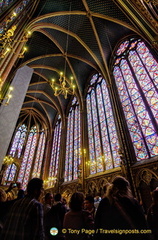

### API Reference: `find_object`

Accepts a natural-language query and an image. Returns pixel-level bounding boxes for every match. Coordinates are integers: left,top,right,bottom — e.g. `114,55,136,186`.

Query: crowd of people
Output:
0,176,157,240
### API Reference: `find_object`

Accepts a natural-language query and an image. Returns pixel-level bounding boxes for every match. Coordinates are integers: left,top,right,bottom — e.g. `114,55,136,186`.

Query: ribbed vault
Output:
14,0,142,129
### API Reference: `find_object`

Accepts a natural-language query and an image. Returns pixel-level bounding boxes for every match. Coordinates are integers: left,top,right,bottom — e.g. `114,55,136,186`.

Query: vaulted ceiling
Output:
15,0,142,131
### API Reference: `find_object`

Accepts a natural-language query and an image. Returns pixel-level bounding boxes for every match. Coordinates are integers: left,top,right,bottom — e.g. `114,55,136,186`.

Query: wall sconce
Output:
19,46,27,58
0,26,31,59
0,86,13,106
0,47,11,58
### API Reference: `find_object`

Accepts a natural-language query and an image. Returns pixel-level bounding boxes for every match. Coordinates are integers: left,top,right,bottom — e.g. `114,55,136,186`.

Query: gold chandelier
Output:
50,71,75,99
3,155,14,165
44,176,57,189
0,27,31,105
49,2,75,99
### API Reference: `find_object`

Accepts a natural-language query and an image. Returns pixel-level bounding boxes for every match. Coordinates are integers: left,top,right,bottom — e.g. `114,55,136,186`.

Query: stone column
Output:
0,66,33,168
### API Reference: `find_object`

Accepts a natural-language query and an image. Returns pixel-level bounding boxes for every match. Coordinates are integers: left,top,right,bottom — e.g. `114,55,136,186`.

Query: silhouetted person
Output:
0,178,45,240
16,182,25,199
44,193,66,240
95,176,150,240
63,192,94,240
0,182,25,234
62,198,69,211
84,195,95,219
43,192,54,214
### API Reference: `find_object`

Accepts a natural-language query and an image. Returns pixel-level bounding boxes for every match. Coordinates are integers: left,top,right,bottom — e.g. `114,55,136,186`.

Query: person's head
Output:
106,176,132,201
62,198,67,205
152,188,158,204
16,182,23,189
94,195,101,202
69,192,84,211
27,178,43,200
54,193,62,202
45,193,54,205
84,196,94,211
112,176,129,190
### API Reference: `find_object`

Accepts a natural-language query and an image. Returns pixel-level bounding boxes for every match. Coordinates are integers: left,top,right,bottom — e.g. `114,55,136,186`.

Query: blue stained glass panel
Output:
17,126,37,189
113,38,158,161
86,74,121,174
64,97,81,182
49,117,62,185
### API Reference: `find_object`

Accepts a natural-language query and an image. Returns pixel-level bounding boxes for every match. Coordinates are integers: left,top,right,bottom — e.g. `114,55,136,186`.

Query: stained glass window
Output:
48,116,62,187
17,126,37,189
3,163,17,183
32,130,46,178
64,97,81,182
9,124,27,158
113,37,158,161
86,73,121,174
2,124,27,183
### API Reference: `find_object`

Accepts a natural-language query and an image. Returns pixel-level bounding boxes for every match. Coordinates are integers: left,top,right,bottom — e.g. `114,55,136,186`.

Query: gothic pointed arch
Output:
48,115,62,188
64,96,81,182
86,73,121,174
113,36,158,161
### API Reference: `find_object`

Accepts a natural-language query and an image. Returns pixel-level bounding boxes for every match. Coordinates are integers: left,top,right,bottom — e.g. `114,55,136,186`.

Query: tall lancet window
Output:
9,124,27,158
64,97,81,182
2,124,27,183
48,116,62,187
2,163,17,183
17,126,37,189
32,130,46,178
86,74,121,175
113,37,158,161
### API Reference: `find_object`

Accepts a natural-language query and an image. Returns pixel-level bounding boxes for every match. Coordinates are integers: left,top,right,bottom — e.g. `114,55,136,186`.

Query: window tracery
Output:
17,126,37,189
113,37,158,161
86,73,121,174
64,97,81,181
32,130,46,178
48,116,62,187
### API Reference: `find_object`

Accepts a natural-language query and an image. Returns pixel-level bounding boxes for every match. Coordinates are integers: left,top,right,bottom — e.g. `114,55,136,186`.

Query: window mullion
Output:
100,81,115,169
89,92,98,173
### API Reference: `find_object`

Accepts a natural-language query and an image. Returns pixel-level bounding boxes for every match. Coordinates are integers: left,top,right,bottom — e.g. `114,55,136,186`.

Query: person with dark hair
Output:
63,192,94,240
16,182,25,199
54,193,62,202
0,182,25,234
44,193,67,240
0,178,45,240
62,198,69,211
147,188,158,240
69,192,85,211
84,195,95,219
43,193,54,214
94,176,150,240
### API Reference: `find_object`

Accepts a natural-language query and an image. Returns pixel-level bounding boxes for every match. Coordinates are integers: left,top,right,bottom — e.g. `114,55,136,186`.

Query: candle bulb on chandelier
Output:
59,72,63,81
65,89,68,99
51,78,55,87
54,86,58,96
72,84,75,94
70,76,73,84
